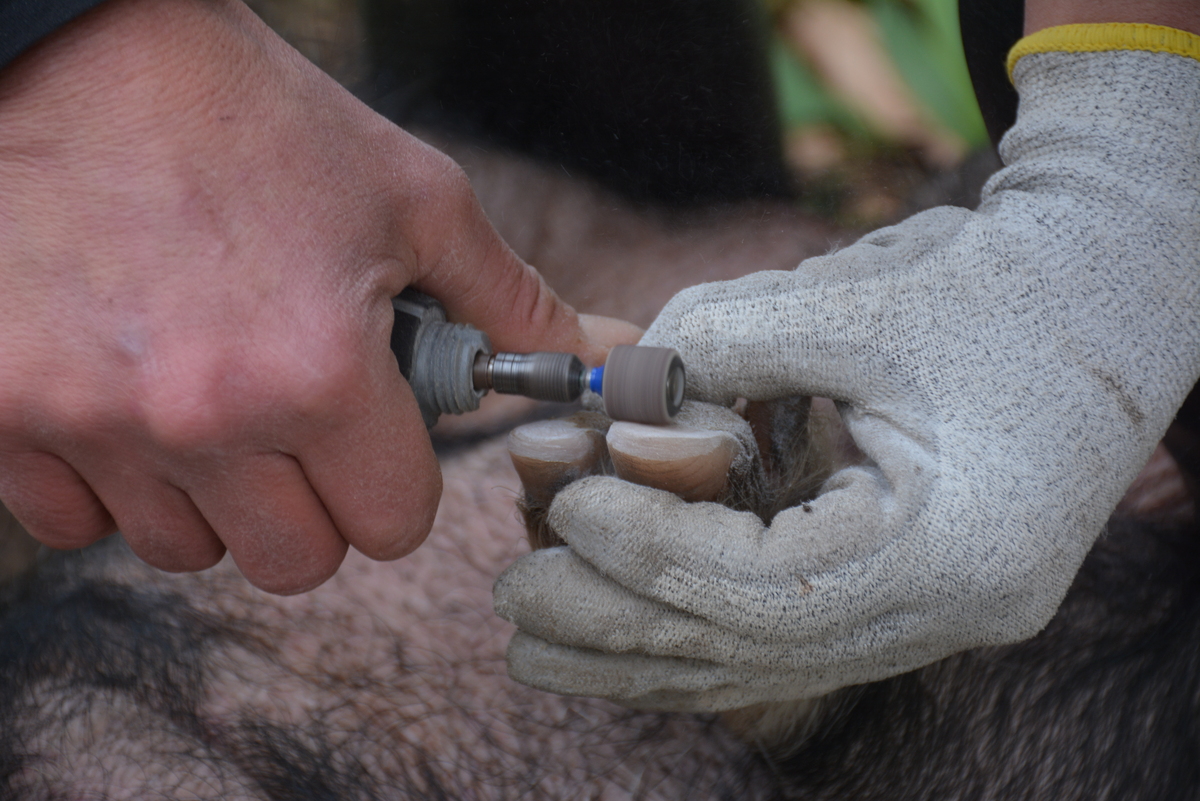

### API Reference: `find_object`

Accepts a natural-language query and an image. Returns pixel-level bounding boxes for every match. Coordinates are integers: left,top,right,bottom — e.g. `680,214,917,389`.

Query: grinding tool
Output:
390,289,685,427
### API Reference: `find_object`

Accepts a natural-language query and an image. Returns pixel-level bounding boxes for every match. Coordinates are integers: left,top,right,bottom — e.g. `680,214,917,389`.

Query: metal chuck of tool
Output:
390,289,685,428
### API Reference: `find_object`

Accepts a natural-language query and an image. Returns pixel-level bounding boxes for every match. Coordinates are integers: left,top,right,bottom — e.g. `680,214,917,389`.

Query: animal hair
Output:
0,532,777,801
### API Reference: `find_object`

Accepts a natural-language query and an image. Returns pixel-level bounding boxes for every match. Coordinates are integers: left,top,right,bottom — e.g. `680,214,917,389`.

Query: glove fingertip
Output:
546,475,684,542
504,631,573,691
492,545,567,616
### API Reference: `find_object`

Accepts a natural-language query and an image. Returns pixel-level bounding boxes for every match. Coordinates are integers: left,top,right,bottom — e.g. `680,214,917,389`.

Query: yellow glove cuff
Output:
1007,23,1200,80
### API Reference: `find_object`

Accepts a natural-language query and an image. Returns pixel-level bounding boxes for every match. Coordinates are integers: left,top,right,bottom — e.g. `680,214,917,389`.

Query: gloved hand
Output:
494,26,1200,710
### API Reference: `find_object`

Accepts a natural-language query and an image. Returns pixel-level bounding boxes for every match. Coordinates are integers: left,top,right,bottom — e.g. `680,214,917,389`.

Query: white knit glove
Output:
494,27,1200,711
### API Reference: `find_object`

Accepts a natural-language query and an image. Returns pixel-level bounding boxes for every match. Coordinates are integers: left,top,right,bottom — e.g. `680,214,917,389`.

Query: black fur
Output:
769,515,1200,800
3,515,1197,800
0,539,387,801
958,0,1024,147
0,538,769,800
362,0,791,205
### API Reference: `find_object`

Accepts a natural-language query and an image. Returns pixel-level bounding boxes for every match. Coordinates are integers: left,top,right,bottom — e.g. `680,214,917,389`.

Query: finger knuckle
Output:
350,475,440,562
411,147,471,199
140,370,238,451
408,154,479,232
277,337,368,422
434,161,477,210
29,383,124,447
138,333,368,447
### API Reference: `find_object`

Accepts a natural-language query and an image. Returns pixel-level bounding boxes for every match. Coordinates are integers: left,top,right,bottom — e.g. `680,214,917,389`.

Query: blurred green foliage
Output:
771,36,867,136
770,0,988,150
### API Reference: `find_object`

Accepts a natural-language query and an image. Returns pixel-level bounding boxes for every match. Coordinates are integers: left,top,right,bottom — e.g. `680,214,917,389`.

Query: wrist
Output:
1024,0,1200,37
1008,22,1200,79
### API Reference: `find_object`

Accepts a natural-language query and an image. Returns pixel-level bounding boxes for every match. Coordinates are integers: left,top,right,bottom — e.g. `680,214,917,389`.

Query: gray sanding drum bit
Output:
390,289,685,428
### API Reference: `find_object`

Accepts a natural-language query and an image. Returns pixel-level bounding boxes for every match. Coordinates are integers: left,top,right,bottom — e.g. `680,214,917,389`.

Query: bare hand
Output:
0,0,617,593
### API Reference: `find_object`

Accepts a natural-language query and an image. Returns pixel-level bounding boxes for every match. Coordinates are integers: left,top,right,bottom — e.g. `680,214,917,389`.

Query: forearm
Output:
1025,0,1200,35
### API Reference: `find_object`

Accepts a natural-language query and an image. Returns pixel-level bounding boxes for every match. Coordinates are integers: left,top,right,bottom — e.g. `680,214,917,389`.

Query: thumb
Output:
396,161,607,365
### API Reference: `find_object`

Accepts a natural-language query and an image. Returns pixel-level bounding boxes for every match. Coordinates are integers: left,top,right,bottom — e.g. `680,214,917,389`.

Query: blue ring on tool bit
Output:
588,366,605,395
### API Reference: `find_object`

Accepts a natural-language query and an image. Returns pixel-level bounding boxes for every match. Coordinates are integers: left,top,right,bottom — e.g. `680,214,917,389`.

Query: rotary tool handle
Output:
390,289,492,428
389,289,445,384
